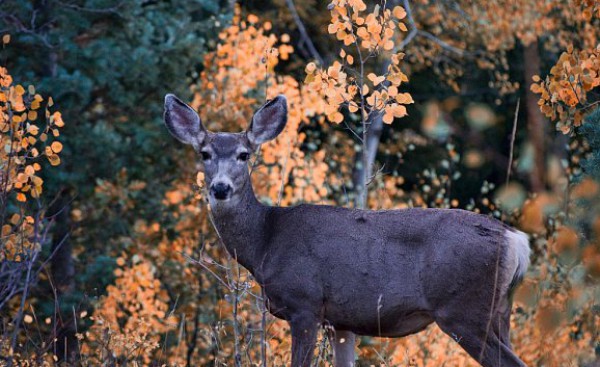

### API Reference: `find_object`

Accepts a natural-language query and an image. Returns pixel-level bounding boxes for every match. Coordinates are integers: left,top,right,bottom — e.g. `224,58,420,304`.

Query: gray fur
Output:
164,94,530,367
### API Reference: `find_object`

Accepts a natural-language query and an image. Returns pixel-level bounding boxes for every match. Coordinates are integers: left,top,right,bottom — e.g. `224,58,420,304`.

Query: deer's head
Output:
164,94,287,206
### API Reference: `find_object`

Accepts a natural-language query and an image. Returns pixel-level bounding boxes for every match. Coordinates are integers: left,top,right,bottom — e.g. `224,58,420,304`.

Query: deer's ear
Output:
247,95,287,147
164,94,206,147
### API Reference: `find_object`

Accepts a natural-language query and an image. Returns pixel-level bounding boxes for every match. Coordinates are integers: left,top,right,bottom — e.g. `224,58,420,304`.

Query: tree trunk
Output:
352,61,390,208
523,41,547,193
49,191,77,362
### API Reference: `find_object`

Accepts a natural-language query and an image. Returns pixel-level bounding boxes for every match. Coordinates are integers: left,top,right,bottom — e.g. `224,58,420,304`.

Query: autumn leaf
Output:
368,73,385,86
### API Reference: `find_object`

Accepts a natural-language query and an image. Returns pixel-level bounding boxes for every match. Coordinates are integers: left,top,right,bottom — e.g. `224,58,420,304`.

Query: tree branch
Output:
398,0,470,57
285,0,325,66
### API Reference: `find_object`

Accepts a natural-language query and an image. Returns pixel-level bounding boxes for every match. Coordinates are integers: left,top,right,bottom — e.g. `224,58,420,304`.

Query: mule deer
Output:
164,94,530,367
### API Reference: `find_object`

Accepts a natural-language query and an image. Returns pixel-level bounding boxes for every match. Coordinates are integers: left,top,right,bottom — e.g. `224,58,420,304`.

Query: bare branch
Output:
506,99,520,185
397,0,471,57
285,0,325,66
398,0,418,50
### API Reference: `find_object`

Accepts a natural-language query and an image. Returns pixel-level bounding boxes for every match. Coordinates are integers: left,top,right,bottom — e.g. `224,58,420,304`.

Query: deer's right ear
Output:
164,94,206,147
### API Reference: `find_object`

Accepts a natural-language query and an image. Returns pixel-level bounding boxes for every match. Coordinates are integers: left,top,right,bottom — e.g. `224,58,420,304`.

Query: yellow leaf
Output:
2,34,10,44
32,176,43,187
48,154,61,166
398,23,408,32
346,55,354,65
15,85,25,96
23,315,33,324
196,171,205,187
16,192,26,202
383,40,394,51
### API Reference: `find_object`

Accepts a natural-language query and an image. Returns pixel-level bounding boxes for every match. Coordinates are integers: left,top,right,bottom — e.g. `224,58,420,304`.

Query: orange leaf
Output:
51,141,63,153
16,192,26,202
393,6,407,19
383,112,394,124
367,73,385,86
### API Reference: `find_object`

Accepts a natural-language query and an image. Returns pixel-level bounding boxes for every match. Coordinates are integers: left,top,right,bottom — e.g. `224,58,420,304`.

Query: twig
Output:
285,0,325,65
506,99,520,185
182,253,232,291
260,288,268,367
480,240,502,362
232,261,242,367
398,0,417,50
397,0,471,57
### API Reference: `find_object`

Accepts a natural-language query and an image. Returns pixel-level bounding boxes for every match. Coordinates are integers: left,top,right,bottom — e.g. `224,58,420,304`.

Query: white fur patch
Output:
503,229,531,291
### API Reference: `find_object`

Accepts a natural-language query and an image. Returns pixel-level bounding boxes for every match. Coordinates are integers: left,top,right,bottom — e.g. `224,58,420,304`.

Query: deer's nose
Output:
210,182,232,200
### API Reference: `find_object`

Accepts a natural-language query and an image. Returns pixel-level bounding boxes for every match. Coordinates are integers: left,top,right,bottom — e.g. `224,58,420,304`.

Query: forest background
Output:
0,0,599,366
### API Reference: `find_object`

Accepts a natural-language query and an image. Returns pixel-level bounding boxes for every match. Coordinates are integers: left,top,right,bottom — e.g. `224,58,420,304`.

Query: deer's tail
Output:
504,229,531,295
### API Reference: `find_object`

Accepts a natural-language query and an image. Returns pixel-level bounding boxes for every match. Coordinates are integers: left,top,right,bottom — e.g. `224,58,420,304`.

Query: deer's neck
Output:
210,181,268,273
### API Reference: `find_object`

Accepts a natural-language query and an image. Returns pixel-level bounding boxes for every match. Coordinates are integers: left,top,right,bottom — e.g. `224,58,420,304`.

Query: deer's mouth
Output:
210,182,233,201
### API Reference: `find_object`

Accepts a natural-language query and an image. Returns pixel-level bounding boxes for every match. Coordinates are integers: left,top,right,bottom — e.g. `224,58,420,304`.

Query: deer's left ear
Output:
247,95,287,147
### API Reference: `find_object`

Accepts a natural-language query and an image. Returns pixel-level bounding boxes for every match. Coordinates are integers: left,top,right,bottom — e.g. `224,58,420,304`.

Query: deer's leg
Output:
436,319,527,367
493,306,513,348
289,313,319,367
328,329,355,367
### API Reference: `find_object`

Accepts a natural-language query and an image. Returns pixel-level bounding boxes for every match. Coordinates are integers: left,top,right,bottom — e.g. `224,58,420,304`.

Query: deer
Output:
164,93,531,367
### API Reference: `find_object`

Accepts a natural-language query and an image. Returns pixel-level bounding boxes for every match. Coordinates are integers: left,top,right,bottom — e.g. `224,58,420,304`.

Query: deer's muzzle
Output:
210,182,232,200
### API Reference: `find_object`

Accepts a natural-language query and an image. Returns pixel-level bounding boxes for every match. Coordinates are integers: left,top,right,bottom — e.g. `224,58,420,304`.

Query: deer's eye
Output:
200,151,212,160
237,152,250,162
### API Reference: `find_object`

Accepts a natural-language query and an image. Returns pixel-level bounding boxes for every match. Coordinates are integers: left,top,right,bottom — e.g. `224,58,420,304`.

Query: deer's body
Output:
164,94,530,367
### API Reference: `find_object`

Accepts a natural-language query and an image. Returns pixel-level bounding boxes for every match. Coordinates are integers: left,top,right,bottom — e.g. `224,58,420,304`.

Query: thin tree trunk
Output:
523,41,546,193
352,61,390,208
49,191,77,362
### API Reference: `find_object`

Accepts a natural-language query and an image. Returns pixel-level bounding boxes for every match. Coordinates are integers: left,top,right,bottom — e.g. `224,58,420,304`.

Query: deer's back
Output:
258,205,512,334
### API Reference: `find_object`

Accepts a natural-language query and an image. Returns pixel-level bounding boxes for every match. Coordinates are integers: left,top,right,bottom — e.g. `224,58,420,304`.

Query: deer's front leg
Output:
289,313,319,367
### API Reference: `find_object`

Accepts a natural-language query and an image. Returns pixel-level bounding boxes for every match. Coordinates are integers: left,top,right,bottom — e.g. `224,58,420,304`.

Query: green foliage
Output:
580,108,600,181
